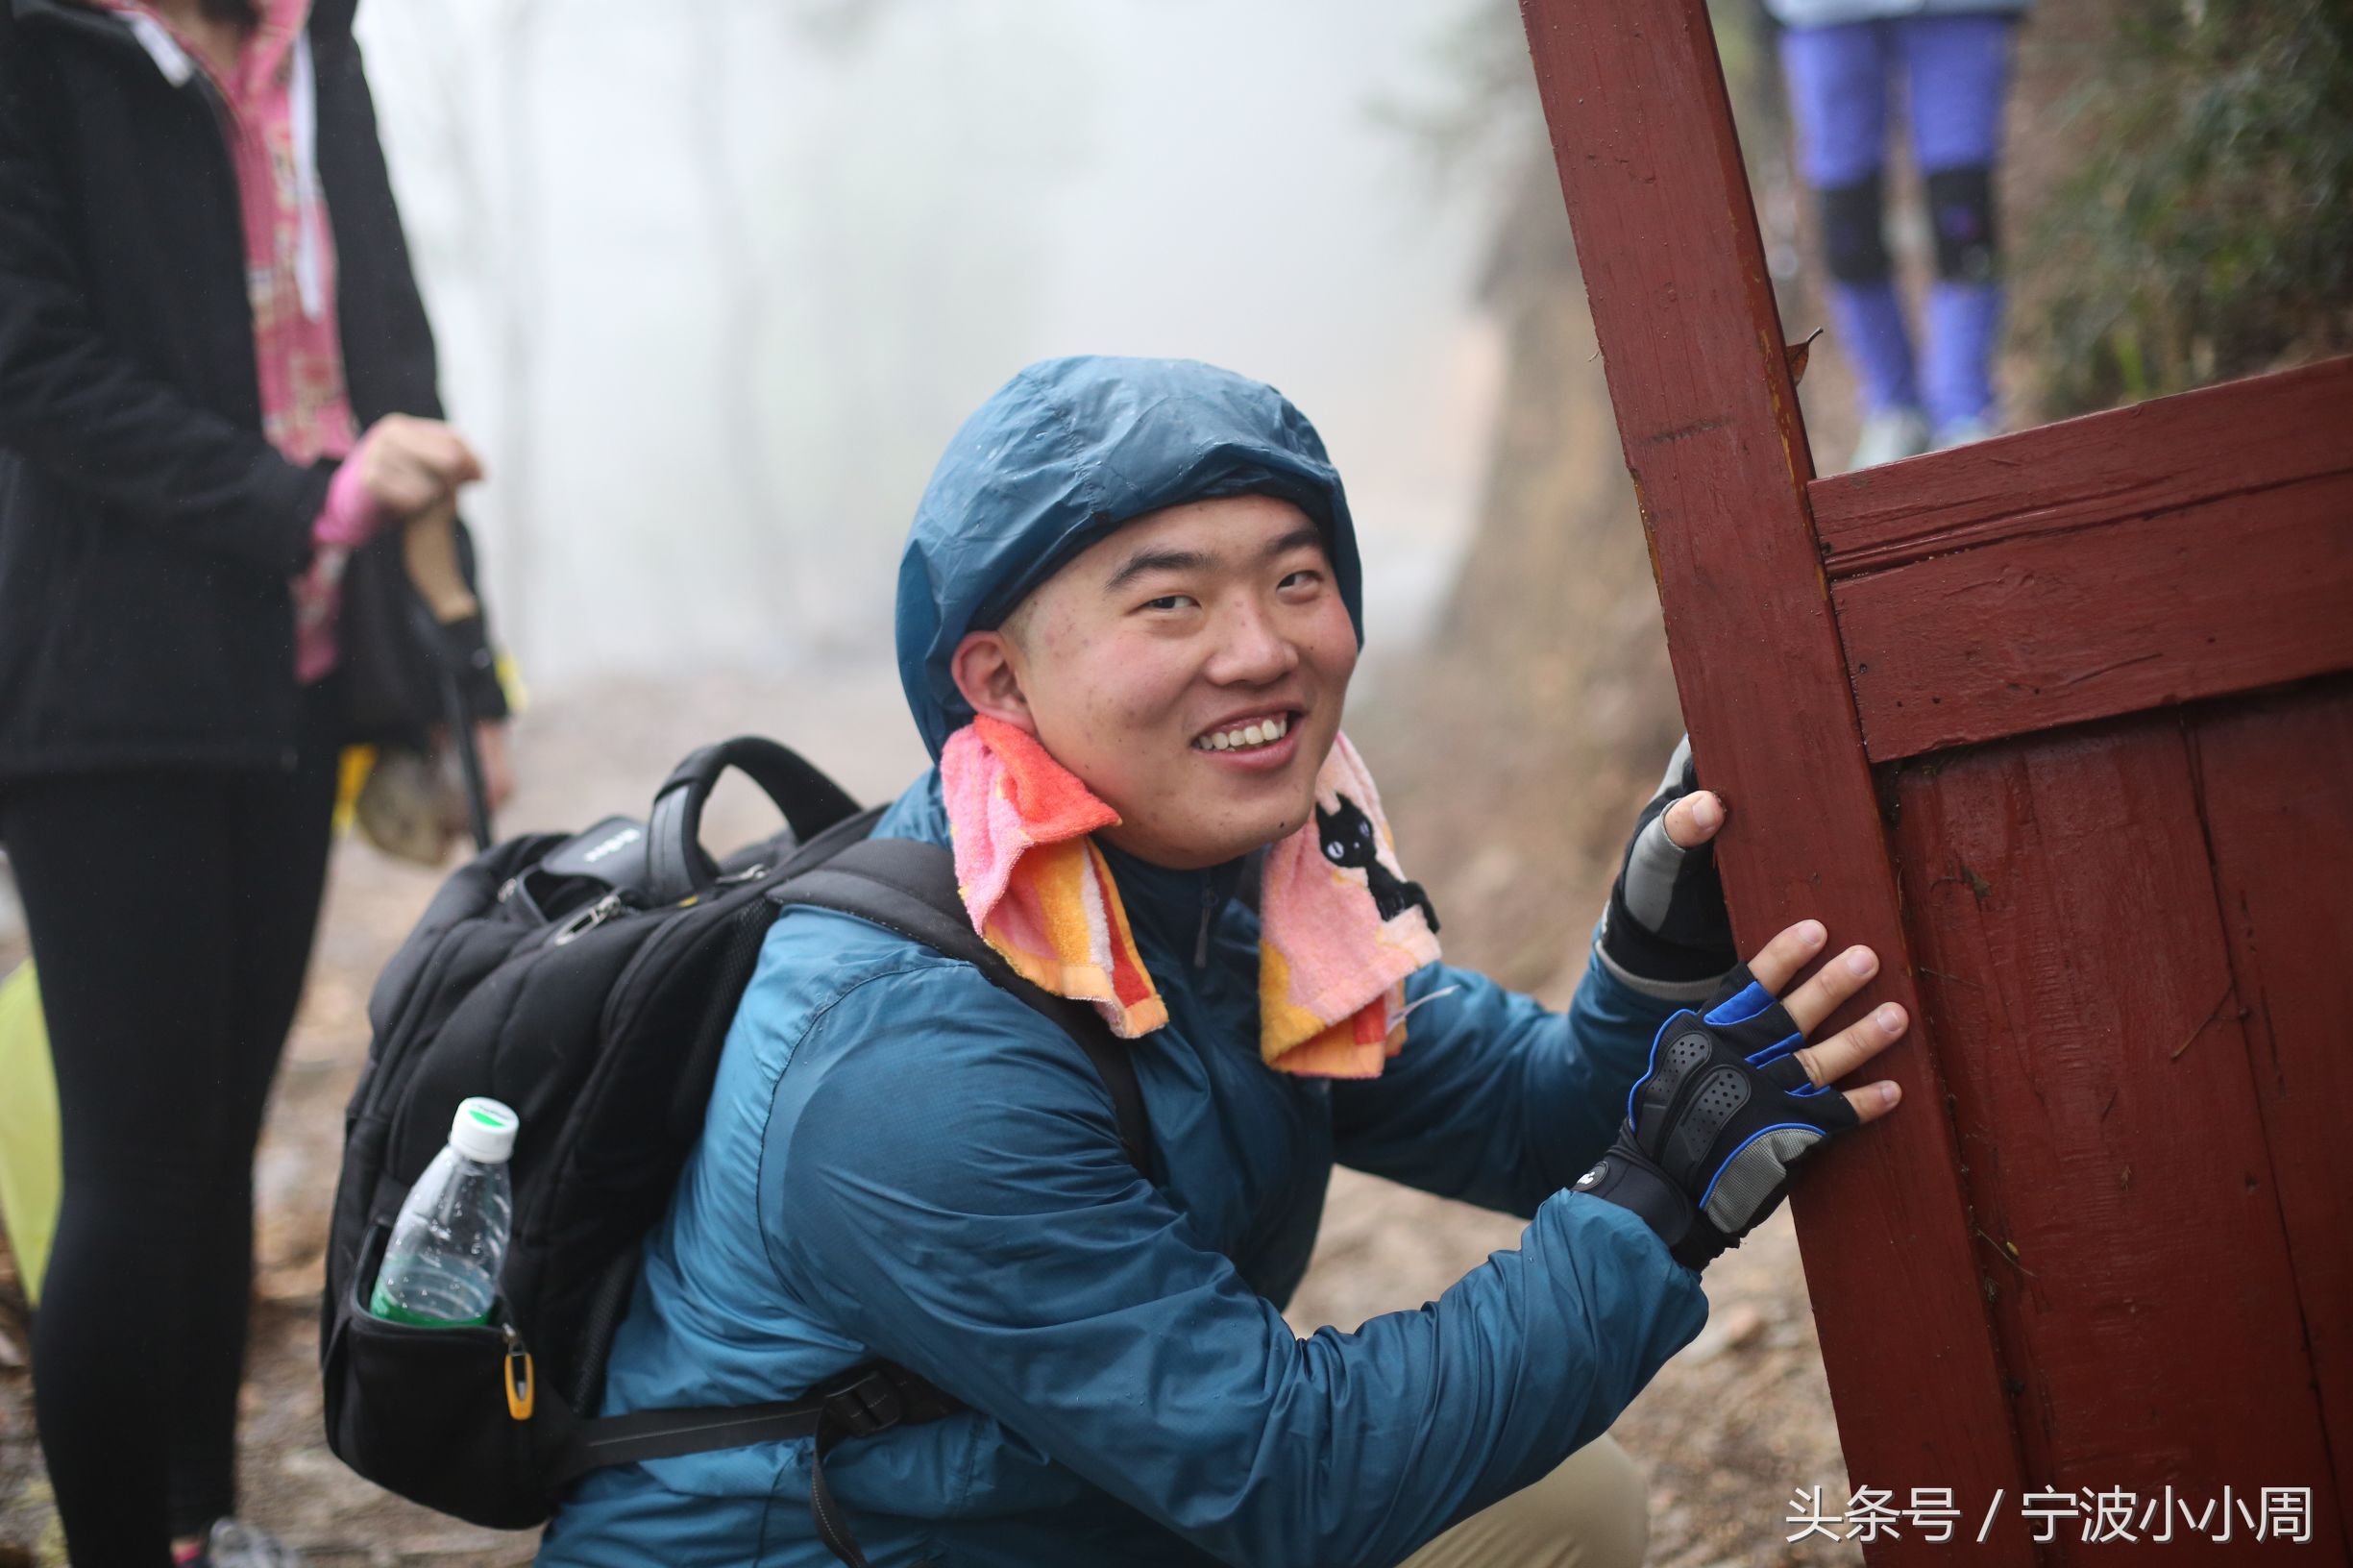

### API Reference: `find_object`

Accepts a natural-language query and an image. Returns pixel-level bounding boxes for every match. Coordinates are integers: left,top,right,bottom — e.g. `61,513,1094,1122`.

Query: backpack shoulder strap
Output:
552,836,1153,1550
770,837,1152,1177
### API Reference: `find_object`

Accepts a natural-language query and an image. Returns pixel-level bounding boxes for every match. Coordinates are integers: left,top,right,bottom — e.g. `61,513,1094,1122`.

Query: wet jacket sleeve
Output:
1329,920,1684,1219
0,28,328,577
770,964,1707,1568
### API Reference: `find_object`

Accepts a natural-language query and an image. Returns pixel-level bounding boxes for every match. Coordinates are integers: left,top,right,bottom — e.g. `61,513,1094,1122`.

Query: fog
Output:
354,0,1505,693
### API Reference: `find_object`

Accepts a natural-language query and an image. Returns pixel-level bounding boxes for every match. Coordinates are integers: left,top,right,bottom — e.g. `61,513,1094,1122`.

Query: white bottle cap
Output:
449,1096,520,1164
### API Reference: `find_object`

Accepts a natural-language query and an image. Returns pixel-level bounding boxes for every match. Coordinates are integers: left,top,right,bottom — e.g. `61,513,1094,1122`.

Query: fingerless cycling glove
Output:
1574,965,1860,1271
1598,735,1738,994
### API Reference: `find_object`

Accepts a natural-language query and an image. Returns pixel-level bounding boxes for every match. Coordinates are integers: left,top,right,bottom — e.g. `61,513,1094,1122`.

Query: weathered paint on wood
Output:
1890,717,2346,1561
2186,677,2353,1529
1811,357,2353,578
1835,468,2353,760
1515,1,2035,1555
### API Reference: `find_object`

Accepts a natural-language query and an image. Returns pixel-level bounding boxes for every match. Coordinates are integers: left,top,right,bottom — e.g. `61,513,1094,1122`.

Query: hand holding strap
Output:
1574,963,1860,1271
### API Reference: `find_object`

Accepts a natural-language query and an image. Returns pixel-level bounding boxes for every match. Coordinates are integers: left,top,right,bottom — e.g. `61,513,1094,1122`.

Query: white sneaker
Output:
1844,406,1930,472
205,1519,306,1568
1932,414,2000,451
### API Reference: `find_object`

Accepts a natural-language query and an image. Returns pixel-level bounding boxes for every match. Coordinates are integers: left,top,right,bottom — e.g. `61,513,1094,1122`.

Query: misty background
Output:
355,0,1507,694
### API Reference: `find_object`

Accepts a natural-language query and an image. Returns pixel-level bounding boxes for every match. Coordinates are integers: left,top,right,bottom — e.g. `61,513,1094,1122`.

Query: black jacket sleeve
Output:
0,18,328,577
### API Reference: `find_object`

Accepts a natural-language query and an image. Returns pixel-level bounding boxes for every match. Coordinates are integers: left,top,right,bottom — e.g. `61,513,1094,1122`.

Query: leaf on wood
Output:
1783,327,1825,386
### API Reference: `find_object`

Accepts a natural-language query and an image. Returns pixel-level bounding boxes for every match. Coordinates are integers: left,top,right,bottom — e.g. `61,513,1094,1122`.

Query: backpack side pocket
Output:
322,1218,575,1528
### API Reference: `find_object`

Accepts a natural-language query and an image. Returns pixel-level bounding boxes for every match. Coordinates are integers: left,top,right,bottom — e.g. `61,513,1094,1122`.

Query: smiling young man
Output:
539,356,1904,1567
960,492,1350,871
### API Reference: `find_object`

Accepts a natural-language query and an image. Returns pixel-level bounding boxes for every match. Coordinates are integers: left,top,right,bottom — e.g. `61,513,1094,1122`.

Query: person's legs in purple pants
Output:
1779,21,1919,427
1899,12,2018,441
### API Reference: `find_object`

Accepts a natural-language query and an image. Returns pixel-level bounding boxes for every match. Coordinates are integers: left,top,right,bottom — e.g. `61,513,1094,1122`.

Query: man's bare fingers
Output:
1841,1079,1903,1125
1743,919,1828,995
1794,1001,1908,1089
1777,943,1884,1037
1661,790,1725,850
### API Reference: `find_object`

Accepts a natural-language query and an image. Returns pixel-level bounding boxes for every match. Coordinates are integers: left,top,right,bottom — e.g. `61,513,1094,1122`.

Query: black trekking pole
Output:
403,499,495,852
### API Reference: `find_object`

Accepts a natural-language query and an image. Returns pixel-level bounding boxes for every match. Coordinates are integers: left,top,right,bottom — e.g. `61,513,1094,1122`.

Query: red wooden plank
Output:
1813,356,2353,578
1891,717,2345,1561
1515,2,2034,1555
2187,676,2353,1537
1836,469,2353,761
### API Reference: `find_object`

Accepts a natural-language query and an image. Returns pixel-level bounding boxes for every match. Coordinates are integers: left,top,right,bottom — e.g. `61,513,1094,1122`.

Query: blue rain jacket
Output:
539,358,1708,1567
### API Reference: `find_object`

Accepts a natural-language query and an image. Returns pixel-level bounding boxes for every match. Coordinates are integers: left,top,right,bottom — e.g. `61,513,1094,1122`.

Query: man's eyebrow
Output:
1100,525,1327,596
1262,524,1325,560
1102,546,1213,594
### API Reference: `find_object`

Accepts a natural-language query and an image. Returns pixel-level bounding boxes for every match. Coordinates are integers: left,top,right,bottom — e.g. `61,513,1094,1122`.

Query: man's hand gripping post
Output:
1578,921,1907,1271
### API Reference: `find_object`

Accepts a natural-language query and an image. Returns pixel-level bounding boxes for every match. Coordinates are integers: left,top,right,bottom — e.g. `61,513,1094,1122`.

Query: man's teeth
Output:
1192,714,1290,752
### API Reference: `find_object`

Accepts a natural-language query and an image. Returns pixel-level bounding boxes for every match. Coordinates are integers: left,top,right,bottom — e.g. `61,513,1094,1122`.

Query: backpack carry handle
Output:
646,737,862,903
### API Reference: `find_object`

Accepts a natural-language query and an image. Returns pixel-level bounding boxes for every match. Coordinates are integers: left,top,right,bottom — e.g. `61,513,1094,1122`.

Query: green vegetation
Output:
2019,0,2353,415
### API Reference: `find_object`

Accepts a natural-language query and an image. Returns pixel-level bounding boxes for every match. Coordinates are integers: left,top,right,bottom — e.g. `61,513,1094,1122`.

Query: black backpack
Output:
320,737,1149,1561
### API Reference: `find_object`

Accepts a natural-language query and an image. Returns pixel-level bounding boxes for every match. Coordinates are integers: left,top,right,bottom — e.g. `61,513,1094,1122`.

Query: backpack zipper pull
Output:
501,1322,535,1421
551,891,625,946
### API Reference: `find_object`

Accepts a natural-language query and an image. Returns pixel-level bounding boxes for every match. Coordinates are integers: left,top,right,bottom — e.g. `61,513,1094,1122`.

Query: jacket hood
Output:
895,355,1364,759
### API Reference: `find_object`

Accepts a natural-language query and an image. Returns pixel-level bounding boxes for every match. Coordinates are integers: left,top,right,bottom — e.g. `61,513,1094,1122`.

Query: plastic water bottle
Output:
368,1096,518,1327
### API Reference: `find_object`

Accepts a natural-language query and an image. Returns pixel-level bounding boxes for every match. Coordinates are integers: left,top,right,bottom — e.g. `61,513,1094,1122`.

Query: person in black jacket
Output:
0,0,510,1561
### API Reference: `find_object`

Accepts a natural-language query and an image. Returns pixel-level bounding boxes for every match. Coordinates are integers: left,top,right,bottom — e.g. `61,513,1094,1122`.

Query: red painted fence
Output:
1518,2,2353,1560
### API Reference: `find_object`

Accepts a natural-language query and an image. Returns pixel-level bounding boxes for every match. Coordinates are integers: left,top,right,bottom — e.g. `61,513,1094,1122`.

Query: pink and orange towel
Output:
940,715,1440,1079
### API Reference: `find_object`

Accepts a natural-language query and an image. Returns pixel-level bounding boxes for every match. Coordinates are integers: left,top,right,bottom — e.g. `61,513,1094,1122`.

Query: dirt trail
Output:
1,668,1855,1567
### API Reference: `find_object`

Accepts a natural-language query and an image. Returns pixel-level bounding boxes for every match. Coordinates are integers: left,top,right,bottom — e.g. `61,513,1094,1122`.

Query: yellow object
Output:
0,960,60,1306
334,743,379,834
495,649,529,715
331,639,527,845
505,1345,536,1420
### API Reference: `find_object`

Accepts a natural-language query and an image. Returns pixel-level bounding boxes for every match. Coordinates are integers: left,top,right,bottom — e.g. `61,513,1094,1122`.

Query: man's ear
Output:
950,628,1037,734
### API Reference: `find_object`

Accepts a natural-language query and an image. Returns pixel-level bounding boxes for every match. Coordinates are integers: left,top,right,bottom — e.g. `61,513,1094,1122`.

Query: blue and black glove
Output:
1597,735,1737,996
1574,963,1861,1272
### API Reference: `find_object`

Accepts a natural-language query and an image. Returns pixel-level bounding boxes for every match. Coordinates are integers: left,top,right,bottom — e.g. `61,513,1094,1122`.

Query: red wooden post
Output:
1515,0,2036,1556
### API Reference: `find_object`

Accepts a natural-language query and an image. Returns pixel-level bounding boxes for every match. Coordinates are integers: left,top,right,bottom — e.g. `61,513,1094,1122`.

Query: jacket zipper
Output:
1192,884,1216,968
